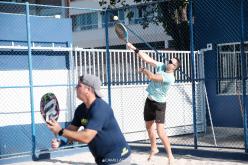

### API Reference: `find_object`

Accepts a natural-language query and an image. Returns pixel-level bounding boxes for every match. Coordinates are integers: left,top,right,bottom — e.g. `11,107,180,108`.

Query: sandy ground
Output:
5,150,247,165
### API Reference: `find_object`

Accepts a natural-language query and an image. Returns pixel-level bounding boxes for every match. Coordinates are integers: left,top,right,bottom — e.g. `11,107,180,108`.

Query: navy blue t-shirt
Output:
71,98,131,165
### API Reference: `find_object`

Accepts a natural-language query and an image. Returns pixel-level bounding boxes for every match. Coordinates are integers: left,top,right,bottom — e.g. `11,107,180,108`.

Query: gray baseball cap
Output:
79,74,103,98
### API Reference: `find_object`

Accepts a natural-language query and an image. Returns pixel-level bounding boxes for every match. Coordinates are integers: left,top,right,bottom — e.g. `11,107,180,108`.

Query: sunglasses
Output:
77,76,92,90
76,84,82,88
169,60,176,66
76,76,84,88
79,75,84,83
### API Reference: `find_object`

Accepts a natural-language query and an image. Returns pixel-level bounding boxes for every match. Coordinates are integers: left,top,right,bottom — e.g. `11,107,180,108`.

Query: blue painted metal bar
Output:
104,9,112,107
189,0,198,149
240,0,248,153
0,84,75,89
25,2,37,160
0,1,103,12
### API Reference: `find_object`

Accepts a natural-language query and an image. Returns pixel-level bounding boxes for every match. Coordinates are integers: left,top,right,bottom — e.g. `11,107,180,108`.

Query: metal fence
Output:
0,0,247,161
193,0,248,152
0,45,205,159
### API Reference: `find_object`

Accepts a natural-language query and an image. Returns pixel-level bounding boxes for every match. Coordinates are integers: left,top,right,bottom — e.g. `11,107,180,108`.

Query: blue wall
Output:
194,0,248,127
0,13,72,155
0,13,72,42
0,123,68,156
0,51,69,70
0,13,72,70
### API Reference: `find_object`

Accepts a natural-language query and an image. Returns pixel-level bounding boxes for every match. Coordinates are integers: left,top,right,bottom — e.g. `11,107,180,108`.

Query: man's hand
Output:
139,67,145,73
51,138,61,149
47,119,62,135
126,42,136,51
127,42,158,67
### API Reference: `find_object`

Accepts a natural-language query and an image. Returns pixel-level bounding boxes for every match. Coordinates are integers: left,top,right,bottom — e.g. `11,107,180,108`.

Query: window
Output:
128,5,154,25
72,12,98,31
217,42,248,95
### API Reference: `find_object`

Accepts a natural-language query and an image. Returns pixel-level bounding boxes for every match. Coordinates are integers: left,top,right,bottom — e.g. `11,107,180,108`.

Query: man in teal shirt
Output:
127,42,181,164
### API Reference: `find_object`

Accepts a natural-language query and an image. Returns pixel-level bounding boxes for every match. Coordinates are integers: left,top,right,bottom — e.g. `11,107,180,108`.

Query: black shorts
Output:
144,97,166,123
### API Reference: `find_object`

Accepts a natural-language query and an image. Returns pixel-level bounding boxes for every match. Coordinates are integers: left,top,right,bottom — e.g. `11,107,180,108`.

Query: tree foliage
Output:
99,0,190,50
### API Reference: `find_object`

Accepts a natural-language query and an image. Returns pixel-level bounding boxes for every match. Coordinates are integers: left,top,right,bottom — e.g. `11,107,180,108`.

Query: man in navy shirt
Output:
47,74,131,165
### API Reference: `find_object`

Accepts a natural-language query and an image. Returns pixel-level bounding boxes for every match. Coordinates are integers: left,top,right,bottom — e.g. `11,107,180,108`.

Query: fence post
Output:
240,0,248,153
25,2,37,160
68,42,75,126
189,0,198,149
104,9,112,107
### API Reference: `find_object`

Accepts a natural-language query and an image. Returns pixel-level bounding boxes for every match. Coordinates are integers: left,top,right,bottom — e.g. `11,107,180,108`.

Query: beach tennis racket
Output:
115,22,128,43
40,93,60,139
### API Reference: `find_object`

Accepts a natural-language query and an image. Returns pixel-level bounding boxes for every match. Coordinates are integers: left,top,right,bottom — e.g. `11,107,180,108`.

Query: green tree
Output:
99,0,190,50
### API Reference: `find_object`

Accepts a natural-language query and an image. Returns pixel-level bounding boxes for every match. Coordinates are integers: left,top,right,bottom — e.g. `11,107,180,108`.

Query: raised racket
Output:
115,22,129,43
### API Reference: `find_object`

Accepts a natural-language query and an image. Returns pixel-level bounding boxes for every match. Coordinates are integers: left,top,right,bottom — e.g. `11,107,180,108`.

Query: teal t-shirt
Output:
146,62,175,103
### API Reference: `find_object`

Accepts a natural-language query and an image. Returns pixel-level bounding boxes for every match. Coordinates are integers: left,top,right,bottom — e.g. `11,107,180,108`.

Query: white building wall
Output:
70,0,139,9
72,23,172,48
70,0,172,48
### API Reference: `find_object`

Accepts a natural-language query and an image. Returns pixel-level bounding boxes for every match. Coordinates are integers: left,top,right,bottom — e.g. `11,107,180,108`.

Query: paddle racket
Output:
40,92,60,139
115,22,129,43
